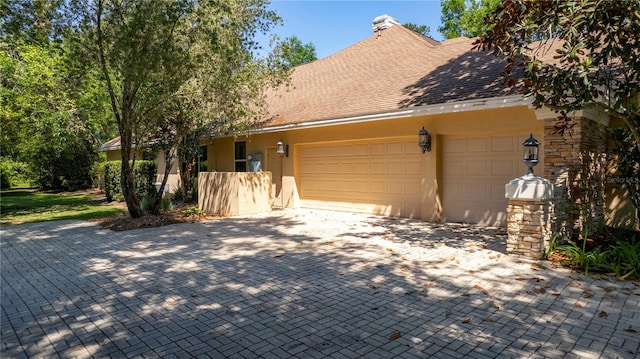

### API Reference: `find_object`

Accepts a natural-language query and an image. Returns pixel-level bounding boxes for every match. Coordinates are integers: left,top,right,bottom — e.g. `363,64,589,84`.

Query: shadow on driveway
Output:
1,209,638,358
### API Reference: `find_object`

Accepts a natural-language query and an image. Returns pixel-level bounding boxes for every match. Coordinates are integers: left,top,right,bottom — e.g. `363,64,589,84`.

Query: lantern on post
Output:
523,133,539,175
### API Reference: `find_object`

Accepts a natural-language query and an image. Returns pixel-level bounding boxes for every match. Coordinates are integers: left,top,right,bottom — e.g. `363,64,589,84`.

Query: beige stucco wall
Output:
207,105,544,222
198,172,272,216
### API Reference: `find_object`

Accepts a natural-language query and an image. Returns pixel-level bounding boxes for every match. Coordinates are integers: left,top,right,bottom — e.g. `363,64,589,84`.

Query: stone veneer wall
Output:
506,200,553,259
543,116,607,238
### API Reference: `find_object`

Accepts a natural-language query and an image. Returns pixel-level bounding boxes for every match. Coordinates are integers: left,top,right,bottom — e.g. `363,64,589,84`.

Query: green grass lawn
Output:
0,188,125,224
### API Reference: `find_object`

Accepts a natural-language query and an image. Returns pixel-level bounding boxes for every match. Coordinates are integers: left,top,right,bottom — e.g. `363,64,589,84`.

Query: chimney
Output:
372,14,399,33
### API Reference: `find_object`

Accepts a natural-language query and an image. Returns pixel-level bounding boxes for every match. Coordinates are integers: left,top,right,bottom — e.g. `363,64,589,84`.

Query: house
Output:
101,15,638,234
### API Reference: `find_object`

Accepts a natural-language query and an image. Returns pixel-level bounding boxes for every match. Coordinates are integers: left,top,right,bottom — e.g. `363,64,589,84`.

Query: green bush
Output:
550,230,640,279
0,158,32,188
103,160,157,202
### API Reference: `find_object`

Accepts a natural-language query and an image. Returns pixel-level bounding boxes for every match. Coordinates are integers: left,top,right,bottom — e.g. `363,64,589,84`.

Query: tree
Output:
279,35,317,67
475,0,640,212
438,0,501,39
0,37,114,190
58,0,288,217
403,23,430,37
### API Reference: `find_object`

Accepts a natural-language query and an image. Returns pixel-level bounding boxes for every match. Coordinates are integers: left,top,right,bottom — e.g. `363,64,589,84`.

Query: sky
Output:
262,1,444,59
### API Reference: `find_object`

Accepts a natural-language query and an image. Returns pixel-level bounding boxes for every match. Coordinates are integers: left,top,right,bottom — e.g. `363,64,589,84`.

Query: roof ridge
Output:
394,24,441,47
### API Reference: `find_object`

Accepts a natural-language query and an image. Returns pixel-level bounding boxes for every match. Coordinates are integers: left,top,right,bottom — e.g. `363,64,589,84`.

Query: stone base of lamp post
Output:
506,200,552,259
505,174,554,259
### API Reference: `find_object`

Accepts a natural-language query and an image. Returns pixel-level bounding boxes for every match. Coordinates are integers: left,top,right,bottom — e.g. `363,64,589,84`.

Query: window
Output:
234,141,247,172
198,146,208,172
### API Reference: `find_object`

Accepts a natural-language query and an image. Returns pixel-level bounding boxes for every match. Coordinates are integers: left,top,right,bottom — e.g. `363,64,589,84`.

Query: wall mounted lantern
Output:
418,127,431,153
523,133,539,175
277,140,289,157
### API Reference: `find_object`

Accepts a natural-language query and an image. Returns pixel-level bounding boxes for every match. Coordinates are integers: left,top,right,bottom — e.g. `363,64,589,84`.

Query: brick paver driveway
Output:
2,209,639,358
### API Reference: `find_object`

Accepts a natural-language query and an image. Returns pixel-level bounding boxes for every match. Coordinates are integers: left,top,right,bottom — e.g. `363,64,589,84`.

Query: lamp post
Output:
523,133,539,176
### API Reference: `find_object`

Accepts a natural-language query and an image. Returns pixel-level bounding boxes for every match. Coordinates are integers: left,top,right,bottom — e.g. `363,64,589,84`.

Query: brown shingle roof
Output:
263,25,520,127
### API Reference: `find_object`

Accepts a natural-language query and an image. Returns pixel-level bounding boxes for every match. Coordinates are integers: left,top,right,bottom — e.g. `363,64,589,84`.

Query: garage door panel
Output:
371,162,385,175
448,160,465,176
371,143,385,155
467,138,488,152
353,163,369,174
467,161,488,176
387,162,403,175
300,138,421,218
370,181,385,193
492,136,517,152
491,159,517,177
387,142,404,155
444,138,465,153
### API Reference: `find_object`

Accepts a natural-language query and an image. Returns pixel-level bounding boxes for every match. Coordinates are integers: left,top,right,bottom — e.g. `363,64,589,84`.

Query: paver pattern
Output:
2,209,639,359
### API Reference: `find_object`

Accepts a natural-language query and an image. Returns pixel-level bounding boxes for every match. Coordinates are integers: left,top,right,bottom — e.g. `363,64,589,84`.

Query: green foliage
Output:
278,36,317,67
0,158,31,189
477,0,640,152
183,206,205,219
403,23,431,37
103,161,157,203
550,231,640,279
0,39,115,192
439,0,501,39
0,188,124,224
55,0,289,218
609,127,640,212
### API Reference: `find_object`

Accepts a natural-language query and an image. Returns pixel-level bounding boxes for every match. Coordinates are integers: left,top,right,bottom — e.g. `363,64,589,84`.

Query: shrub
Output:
549,228,640,279
0,158,32,188
103,160,157,202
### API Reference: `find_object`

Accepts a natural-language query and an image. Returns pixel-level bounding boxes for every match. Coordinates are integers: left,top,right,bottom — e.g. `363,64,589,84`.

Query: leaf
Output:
273,254,283,258
534,287,546,294
574,302,583,308
474,284,488,295
568,282,581,287
389,331,402,340
462,318,472,324
515,277,527,281
583,292,592,299
400,267,410,273
166,300,174,306
599,311,608,318
625,327,637,333
482,317,494,322
386,248,393,252
598,286,616,292
257,305,265,313
424,281,435,287
531,264,542,271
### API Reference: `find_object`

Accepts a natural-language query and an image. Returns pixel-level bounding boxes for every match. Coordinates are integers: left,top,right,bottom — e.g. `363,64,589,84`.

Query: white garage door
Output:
300,138,422,218
442,133,543,226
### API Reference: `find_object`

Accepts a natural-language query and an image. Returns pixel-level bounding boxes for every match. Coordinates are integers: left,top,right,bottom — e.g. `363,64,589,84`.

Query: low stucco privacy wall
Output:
198,172,272,216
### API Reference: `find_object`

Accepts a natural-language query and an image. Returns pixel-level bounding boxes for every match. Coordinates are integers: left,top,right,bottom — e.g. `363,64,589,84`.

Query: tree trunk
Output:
119,119,143,218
